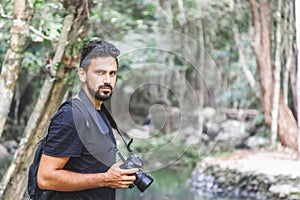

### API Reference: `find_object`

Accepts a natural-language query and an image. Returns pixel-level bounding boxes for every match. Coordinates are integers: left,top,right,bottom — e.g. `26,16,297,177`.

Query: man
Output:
37,40,138,200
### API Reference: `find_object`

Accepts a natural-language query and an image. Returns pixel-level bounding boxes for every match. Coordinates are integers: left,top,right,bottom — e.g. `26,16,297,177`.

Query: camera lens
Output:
134,171,154,193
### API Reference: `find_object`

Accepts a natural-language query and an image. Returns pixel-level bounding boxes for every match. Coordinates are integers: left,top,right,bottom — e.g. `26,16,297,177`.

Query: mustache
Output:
98,84,113,90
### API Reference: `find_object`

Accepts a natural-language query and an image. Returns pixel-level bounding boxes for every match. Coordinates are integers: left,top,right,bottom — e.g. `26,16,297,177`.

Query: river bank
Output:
188,148,300,199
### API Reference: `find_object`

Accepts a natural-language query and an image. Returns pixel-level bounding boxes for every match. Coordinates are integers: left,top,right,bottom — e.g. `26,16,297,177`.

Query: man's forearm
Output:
38,169,108,191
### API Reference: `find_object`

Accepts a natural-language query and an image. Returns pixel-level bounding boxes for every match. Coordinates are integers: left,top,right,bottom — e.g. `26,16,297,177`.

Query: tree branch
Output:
232,23,260,99
0,4,13,19
29,26,58,42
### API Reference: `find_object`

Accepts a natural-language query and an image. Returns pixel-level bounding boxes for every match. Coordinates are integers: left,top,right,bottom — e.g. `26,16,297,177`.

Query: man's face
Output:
83,56,118,101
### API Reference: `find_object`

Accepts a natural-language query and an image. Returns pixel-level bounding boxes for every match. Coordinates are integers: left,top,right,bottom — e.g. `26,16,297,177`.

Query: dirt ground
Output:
206,146,300,177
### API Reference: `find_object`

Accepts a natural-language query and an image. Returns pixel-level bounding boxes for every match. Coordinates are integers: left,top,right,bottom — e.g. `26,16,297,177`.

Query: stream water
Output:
116,166,231,200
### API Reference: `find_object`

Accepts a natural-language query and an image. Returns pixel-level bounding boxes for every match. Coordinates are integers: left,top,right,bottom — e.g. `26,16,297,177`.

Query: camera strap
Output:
101,104,133,153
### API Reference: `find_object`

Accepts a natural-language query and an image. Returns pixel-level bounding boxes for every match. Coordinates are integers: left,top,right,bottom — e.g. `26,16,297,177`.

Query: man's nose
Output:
103,73,111,84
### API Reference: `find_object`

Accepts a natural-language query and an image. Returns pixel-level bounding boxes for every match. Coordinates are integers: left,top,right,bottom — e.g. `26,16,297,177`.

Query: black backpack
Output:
27,100,72,200
27,137,55,200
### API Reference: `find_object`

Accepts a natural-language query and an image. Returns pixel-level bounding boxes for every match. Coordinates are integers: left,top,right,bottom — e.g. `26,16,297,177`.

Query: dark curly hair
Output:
80,40,120,70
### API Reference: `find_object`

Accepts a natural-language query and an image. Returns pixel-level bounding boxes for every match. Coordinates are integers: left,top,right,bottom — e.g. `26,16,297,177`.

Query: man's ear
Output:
78,68,87,82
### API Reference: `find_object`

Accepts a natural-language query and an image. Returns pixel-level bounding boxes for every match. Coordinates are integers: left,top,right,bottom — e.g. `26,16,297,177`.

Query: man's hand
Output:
104,162,139,189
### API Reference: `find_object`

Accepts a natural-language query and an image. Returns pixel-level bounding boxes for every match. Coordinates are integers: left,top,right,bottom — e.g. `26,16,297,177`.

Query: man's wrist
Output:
96,172,109,187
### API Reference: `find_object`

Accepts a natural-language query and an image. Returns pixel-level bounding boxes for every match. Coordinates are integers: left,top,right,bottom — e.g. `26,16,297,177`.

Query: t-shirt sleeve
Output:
43,104,83,157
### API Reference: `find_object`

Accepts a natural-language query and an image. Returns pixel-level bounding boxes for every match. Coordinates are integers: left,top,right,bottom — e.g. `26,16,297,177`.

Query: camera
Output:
119,153,154,192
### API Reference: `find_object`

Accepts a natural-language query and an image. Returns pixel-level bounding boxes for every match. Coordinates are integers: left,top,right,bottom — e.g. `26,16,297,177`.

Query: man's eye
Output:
96,71,104,75
110,71,117,76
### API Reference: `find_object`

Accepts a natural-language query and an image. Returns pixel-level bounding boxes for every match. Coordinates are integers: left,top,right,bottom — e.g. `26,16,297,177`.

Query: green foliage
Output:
253,114,265,127
88,0,156,38
251,114,270,139
0,0,13,68
255,127,270,139
119,133,204,168
220,61,257,108
33,0,43,8
131,133,173,153
30,1,64,42
23,42,53,70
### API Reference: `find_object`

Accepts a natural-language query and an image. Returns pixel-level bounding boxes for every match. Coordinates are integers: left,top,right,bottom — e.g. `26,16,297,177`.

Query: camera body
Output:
119,153,154,192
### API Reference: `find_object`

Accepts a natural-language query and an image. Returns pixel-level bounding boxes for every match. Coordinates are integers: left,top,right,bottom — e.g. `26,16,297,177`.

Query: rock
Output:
217,176,226,184
289,194,300,200
0,143,9,159
215,120,250,148
189,159,300,199
245,136,269,149
240,190,249,197
269,184,300,196
204,121,220,139
221,120,247,135
3,140,18,153
202,107,216,121
182,127,197,136
200,134,210,144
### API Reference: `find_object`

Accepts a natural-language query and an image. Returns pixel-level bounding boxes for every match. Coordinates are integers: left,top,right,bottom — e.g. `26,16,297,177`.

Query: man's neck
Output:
94,100,102,110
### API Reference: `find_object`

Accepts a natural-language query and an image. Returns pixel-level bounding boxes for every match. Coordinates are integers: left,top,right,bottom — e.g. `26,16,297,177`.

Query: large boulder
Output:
215,120,250,148
202,107,217,122
245,136,269,149
204,121,221,140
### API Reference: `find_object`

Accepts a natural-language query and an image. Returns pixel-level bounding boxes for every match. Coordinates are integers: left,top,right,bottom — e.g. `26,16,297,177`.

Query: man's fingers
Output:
121,174,136,181
121,168,139,175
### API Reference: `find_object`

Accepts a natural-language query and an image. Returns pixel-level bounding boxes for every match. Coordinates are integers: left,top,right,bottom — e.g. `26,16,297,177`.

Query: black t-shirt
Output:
43,102,116,200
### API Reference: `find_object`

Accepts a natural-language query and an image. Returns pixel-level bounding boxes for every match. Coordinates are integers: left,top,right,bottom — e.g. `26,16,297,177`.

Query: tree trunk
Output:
291,60,298,113
250,0,273,126
0,0,33,138
250,0,298,150
177,0,187,25
159,0,174,133
296,0,300,152
197,19,205,141
232,23,260,98
0,1,91,199
277,97,298,150
153,0,173,29
271,0,282,147
282,1,294,106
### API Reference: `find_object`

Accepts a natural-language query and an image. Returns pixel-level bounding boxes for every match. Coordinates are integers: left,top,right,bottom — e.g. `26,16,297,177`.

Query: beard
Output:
87,82,113,101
